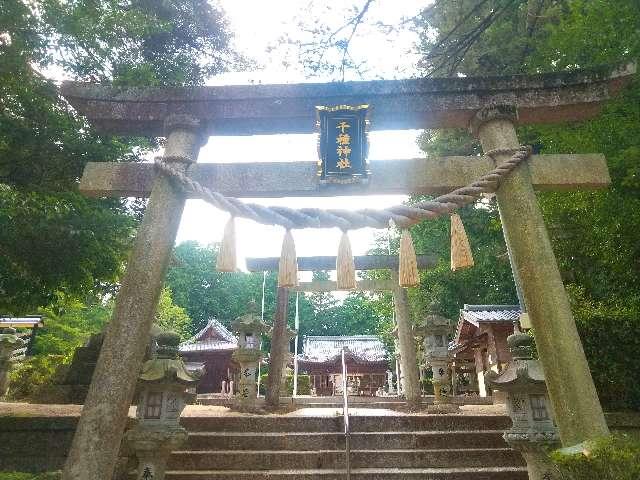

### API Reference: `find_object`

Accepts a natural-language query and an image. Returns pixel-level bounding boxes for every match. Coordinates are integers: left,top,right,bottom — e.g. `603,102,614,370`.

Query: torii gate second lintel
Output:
59,65,635,480
246,254,436,273
247,254,425,408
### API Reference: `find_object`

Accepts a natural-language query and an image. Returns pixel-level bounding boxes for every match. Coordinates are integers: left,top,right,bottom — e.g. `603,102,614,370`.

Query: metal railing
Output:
341,347,351,480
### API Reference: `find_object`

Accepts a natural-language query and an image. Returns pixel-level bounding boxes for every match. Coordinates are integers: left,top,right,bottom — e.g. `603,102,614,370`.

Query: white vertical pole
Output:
256,271,267,398
293,291,300,397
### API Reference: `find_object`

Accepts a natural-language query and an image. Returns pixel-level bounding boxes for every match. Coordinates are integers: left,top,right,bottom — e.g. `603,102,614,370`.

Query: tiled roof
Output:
179,319,237,353
298,335,387,364
0,316,43,328
453,305,521,349
460,305,521,325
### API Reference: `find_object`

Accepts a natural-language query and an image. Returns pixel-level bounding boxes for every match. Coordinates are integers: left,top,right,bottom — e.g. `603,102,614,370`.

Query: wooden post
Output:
391,273,421,405
62,116,204,480
471,107,609,446
265,286,289,408
473,349,487,397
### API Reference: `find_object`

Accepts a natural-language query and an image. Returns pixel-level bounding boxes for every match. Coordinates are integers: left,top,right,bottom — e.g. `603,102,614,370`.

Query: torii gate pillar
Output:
390,272,421,406
62,115,204,480
471,107,609,446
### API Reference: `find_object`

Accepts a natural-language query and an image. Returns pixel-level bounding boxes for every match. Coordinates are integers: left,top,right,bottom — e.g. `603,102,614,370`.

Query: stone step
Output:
184,430,508,451
165,466,528,480
168,448,524,470
179,415,511,433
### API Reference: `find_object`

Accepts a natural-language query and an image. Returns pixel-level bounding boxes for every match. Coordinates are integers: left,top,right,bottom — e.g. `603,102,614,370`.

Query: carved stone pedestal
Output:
126,426,188,480
232,348,263,412
506,439,561,480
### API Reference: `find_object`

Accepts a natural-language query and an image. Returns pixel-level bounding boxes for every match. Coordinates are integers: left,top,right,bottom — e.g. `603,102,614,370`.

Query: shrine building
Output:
297,335,389,396
179,319,238,394
450,304,520,397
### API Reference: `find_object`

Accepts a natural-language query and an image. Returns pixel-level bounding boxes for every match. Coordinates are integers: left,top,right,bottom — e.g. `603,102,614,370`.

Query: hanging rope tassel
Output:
216,216,237,272
450,213,474,271
398,229,419,287
278,229,298,287
336,231,356,290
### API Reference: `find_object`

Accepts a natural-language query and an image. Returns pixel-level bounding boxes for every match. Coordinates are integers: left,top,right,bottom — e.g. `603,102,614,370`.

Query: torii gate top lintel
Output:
60,63,635,136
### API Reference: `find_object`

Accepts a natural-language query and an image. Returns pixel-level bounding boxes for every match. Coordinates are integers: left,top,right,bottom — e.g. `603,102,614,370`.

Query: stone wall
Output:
0,416,134,473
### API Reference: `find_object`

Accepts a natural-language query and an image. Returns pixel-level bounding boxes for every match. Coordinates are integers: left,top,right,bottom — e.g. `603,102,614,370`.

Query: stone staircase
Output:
168,413,527,479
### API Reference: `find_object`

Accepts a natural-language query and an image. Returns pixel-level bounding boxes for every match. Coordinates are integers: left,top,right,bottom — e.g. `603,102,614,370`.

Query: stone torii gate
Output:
246,254,436,406
59,64,633,479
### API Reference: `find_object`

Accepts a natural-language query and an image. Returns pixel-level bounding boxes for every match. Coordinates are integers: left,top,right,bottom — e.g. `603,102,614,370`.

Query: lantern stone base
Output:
506,439,562,480
428,380,459,413
231,348,264,413
126,425,188,480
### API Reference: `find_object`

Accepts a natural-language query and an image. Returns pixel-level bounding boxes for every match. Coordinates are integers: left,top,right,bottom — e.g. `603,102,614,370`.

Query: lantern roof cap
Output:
0,328,24,346
508,332,535,360
138,357,202,384
488,333,546,390
415,314,452,334
231,301,270,335
138,330,202,385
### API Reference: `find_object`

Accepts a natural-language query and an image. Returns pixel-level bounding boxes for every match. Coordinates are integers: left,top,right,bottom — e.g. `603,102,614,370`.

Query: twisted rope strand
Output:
154,146,531,230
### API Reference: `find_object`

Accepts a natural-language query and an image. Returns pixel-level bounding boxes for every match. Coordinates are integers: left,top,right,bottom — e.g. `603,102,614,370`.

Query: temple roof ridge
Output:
299,334,387,364
463,304,520,311
179,318,237,353
304,334,381,341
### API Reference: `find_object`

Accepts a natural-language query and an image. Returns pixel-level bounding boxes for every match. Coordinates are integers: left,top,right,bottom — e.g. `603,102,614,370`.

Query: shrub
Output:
285,374,311,395
258,373,311,396
7,355,67,400
0,473,60,480
550,434,640,480
568,288,640,411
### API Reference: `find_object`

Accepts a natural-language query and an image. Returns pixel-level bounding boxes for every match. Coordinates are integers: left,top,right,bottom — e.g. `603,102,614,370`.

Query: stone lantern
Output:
416,314,458,413
231,302,270,412
126,331,202,480
488,332,560,480
0,327,25,396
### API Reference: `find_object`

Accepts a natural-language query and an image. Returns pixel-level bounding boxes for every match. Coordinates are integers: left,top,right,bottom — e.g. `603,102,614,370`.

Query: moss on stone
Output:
550,434,640,480
0,473,60,480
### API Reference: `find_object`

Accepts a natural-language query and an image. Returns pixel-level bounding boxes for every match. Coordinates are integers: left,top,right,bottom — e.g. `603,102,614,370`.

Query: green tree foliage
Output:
165,242,391,344
0,0,238,313
154,287,192,340
0,187,136,313
165,242,271,332
7,298,110,399
407,205,517,320
410,0,640,409
32,299,111,356
299,292,387,337
8,288,192,399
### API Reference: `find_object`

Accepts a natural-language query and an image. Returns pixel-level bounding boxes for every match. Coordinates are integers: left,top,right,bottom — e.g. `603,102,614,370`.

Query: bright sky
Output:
174,1,430,270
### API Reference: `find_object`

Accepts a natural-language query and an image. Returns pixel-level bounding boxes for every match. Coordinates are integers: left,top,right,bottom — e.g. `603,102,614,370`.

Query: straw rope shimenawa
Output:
155,146,532,231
